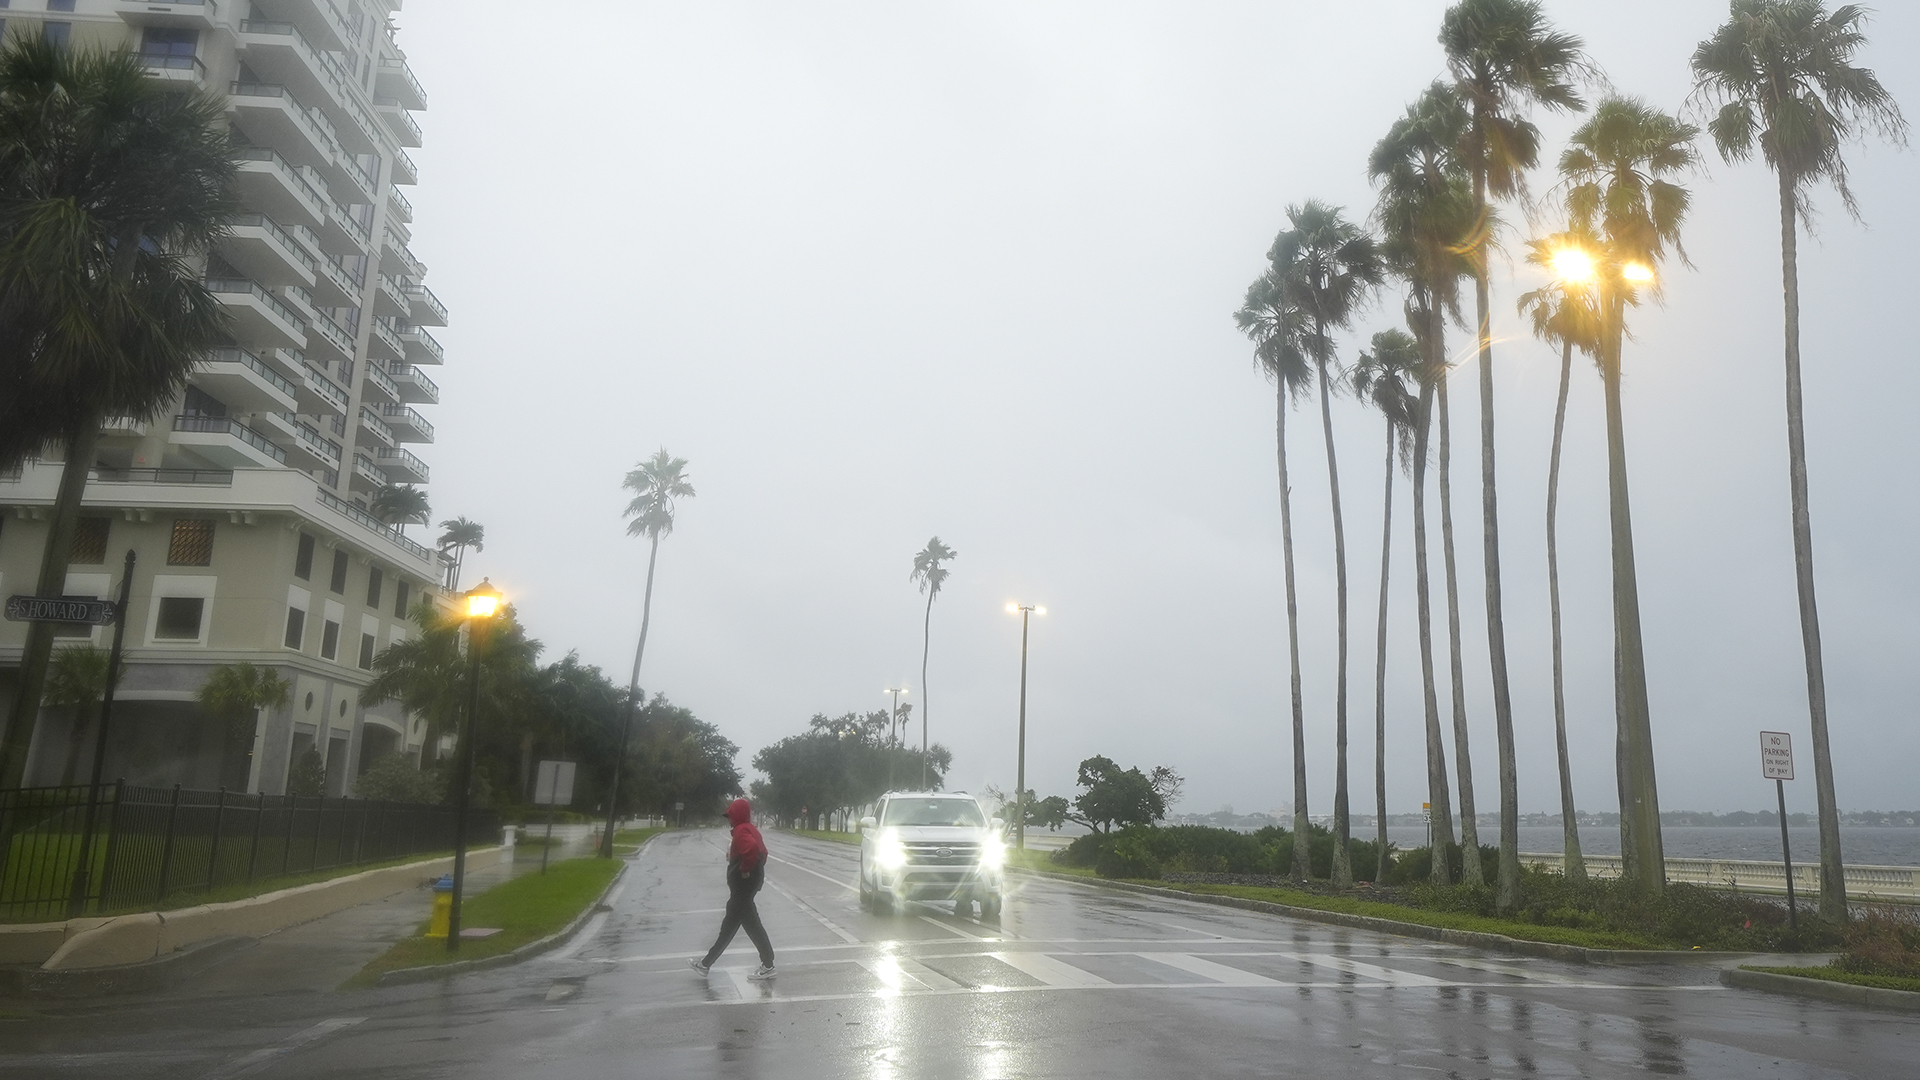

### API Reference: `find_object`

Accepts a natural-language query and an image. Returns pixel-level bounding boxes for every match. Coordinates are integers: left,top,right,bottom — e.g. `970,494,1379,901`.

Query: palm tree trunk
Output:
1546,338,1586,882
1436,377,1481,885
1,425,104,790
1373,424,1395,884
1777,169,1845,923
1315,353,1353,890
600,532,662,856
1413,384,1455,883
1276,387,1312,880
1602,304,1664,897
920,588,935,790
1471,164,1522,915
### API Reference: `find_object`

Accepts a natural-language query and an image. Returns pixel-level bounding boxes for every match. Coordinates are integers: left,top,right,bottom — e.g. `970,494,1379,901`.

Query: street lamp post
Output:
884,687,907,791
1005,603,1043,852
448,578,502,954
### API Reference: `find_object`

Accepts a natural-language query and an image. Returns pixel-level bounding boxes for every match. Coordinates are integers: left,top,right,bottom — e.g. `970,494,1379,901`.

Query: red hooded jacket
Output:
725,798,767,874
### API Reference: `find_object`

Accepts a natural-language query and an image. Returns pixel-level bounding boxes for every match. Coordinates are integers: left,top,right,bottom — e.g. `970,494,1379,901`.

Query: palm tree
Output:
0,39,236,791
43,646,120,786
1559,96,1701,896
1517,230,1604,883
371,484,431,530
1234,266,1315,881
1440,0,1589,913
365,602,542,789
437,517,486,592
909,537,958,791
1353,330,1419,884
1368,84,1475,884
1270,202,1383,888
1691,0,1905,924
601,449,696,854
197,663,292,791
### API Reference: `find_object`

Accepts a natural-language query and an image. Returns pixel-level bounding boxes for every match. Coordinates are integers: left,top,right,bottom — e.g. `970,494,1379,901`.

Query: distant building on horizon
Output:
0,0,448,797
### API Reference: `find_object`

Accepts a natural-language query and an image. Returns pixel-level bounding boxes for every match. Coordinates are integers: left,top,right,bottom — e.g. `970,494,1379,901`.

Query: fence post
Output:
246,791,266,884
280,793,297,877
310,794,327,871
96,780,127,912
352,799,370,865
155,784,184,905
206,787,228,891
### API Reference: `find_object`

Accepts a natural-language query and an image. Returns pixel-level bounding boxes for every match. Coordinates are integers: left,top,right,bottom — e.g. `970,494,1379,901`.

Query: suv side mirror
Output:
859,816,877,832
989,817,1005,833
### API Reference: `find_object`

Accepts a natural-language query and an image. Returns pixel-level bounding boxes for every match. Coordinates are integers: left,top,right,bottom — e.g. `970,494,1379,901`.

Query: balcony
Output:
308,249,361,307
380,229,424,279
226,83,338,172
114,0,218,29
273,414,342,470
350,454,388,494
400,324,444,365
358,406,396,447
337,95,386,158
221,213,318,289
367,318,405,363
295,360,350,415
304,311,356,365
236,21,349,117
100,416,149,438
275,0,350,51
402,283,447,326
362,359,400,404
375,100,424,148
233,146,328,230
197,348,299,412
317,201,371,256
135,53,207,88
94,467,234,485
391,363,439,404
391,148,419,186
374,275,411,319
203,277,306,351
387,186,413,224
376,446,429,484
379,403,434,444
170,415,288,468
375,56,428,111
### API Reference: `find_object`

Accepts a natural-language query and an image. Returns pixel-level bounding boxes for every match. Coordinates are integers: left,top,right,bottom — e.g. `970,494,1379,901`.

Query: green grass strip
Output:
1743,965,1920,994
344,855,623,987
786,828,859,846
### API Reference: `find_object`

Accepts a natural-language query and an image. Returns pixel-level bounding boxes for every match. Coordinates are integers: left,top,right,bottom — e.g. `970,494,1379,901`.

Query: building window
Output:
330,550,349,594
70,517,110,565
48,0,76,10
358,632,376,670
154,597,206,641
284,607,306,649
42,22,69,49
294,533,315,580
167,519,216,566
365,566,383,608
140,26,196,57
320,619,340,661
393,580,410,619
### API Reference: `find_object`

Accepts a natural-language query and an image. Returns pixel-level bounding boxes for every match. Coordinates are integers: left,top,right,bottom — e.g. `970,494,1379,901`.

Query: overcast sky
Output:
399,1,1919,817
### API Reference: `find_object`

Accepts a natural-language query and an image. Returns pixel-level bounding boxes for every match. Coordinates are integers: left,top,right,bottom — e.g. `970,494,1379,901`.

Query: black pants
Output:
703,864,774,967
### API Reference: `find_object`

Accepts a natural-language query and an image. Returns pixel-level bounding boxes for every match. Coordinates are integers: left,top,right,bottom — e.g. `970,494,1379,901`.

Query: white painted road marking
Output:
1136,952,1283,986
205,1017,367,1079
990,951,1114,987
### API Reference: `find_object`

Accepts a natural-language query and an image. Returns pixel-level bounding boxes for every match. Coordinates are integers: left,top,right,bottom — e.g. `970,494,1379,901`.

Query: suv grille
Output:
904,841,980,866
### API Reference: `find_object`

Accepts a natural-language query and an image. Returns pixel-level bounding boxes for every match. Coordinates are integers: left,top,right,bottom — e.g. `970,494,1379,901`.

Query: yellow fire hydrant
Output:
426,874,454,938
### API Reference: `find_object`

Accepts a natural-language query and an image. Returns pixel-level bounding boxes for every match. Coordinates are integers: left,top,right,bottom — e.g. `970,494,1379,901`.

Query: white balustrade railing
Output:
1519,852,1920,902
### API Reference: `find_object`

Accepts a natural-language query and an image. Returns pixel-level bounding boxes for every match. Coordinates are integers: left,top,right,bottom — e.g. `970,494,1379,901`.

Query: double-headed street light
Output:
1005,602,1044,852
448,577,503,953
884,687,907,790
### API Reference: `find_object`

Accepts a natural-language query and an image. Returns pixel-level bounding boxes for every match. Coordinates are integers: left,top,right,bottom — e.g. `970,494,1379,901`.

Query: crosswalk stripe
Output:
989,951,1113,987
1429,955,1595,986
855,955,965,991
1134,952,1283,986
1273,951,1447,987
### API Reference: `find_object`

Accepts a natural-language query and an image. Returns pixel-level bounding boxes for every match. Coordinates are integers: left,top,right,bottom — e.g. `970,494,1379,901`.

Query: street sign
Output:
532,760,577,807
5,595,117,626
1761,731,1794,781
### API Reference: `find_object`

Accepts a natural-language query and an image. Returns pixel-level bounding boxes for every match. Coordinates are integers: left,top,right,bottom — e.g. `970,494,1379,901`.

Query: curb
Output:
374,838,655,986
0,936,256,1000
1010,867,1750,966
1721,967,1920,1013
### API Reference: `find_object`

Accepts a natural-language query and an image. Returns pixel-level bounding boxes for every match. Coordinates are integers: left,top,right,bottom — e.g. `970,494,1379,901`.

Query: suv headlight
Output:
876,835,907,869
980,838,1006,870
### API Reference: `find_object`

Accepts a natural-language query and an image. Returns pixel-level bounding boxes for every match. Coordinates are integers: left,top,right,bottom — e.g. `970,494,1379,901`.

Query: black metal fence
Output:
0,783,500,923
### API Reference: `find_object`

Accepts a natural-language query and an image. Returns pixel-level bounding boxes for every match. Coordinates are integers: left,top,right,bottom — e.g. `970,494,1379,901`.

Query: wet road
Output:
0,828,1910,1078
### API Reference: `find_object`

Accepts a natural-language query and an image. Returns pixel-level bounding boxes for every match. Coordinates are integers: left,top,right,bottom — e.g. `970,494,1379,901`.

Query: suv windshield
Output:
883,798,986,827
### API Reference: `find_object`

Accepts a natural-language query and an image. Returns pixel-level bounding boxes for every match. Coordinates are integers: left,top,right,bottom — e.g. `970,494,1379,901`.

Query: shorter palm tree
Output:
197,663,291,790
437,517,485,591
1352,329,1419,884
372,484,431,531
910,537,957,791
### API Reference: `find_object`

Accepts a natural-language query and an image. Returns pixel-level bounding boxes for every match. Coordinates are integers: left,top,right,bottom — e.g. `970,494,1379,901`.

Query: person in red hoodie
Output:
691,797,776,979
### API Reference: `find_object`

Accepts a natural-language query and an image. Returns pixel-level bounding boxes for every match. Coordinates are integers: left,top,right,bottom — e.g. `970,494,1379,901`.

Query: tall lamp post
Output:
448,577,502,953
1005,603,1043,852
884,687,907,791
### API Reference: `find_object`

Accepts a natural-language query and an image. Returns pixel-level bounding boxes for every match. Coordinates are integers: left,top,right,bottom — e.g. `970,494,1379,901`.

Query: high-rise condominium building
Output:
0,1,450,797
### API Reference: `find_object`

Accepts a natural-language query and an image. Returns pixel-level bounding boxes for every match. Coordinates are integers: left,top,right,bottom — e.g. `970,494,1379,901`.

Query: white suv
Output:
858,792,1006,919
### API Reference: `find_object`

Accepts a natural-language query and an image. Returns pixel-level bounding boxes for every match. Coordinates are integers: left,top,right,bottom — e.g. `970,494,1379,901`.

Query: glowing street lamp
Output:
448,577,503,953
1006,602,1044,853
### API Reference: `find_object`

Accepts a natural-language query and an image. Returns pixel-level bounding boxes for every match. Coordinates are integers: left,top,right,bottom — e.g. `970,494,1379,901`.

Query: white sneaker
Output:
689,959,711,975
747,964,776,981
